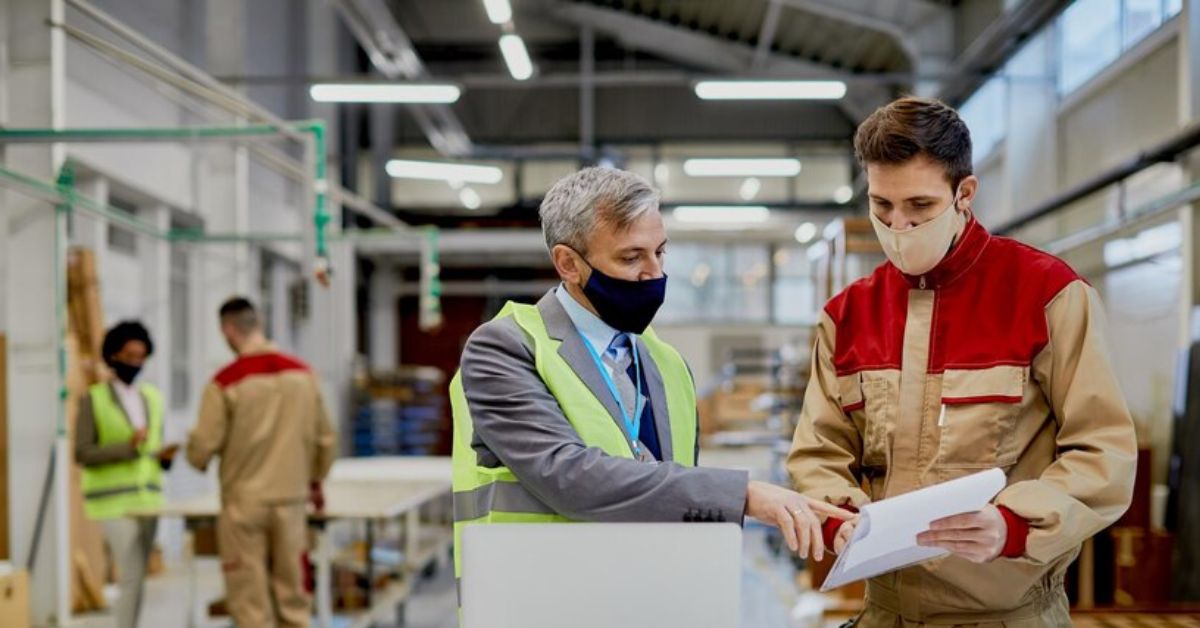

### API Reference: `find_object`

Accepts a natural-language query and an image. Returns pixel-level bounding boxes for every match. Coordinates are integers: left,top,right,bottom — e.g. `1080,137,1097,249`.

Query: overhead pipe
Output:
55,1,406,233
0,122,337,264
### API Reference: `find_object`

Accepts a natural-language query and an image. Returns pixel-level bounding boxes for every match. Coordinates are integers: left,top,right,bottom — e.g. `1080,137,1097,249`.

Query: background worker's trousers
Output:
218,498,310,627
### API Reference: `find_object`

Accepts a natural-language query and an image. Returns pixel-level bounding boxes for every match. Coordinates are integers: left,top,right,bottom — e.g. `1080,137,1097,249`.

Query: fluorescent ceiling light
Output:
683,158,801,177
386,159,503,184
794,222,818,244
482,0,512,24
310,83,460,103
833,185,854,204
739,177,762,201
694,80,847,100
674,205,770,224
459,187,482,210
499,34,534,81
654,163,670,184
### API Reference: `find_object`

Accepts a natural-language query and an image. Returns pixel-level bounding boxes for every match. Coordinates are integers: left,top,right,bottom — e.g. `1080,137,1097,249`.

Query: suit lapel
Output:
635,336,675,462
537,291,629,439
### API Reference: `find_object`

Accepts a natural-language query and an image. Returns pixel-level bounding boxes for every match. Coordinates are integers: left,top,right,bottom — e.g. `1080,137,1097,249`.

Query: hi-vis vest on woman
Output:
450,301,698,578
81,383,165,520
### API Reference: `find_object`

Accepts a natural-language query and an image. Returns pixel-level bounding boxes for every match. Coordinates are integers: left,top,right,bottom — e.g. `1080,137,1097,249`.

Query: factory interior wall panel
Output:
63,40,198,211
999,28,1058,228
86,0,203,64
653,325,814,393
247,159,304,262
1058,36,1181,192
1101,254,1182,485
973,153,1007,229
1052,32,1186,473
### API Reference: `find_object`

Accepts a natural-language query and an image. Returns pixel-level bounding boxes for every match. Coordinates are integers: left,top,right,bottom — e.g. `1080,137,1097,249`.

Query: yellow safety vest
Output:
450,301,698,580
80,383,165,520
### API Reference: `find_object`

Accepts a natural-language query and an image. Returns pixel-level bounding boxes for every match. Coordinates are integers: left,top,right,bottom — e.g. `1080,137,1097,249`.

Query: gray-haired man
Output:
449,167,850,582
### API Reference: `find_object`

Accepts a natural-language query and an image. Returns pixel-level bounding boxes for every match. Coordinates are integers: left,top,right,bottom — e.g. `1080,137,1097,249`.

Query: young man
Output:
452,167,852,587
187,298,336,628
75,321,177,628
789,97,1138,626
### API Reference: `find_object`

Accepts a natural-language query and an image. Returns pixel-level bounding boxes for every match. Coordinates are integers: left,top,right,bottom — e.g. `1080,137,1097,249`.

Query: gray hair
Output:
538,167,661,255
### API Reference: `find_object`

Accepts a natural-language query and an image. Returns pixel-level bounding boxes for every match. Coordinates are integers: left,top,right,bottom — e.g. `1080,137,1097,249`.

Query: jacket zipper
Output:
919,275,927,290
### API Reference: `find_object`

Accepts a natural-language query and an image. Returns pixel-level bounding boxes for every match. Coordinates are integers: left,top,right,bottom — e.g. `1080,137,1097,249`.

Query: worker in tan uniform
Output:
187,297,337,627
789,97,1138,626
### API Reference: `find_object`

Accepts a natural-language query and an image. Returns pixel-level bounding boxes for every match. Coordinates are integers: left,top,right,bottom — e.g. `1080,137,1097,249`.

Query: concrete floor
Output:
71,525,812,628
66,529,1200,628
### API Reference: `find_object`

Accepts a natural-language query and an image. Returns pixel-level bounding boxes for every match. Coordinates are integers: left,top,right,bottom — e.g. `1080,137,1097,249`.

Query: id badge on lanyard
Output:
579,334,646,458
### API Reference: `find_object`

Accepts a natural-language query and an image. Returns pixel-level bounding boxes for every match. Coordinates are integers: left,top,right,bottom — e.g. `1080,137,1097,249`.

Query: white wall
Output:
969,18,1187,484
0,2,355,618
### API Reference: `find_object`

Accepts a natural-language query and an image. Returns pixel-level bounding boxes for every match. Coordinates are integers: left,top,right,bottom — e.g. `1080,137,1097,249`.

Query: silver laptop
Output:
460,523,742,628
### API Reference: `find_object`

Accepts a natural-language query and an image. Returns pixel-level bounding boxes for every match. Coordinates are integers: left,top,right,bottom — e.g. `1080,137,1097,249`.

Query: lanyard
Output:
579,333,646,456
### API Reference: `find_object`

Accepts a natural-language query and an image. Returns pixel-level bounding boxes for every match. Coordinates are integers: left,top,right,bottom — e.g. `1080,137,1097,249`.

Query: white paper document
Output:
820,468,1007,592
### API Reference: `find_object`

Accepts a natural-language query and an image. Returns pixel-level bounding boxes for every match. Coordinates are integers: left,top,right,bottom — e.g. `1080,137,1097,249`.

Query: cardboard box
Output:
0,568,31,628
708,379,771,429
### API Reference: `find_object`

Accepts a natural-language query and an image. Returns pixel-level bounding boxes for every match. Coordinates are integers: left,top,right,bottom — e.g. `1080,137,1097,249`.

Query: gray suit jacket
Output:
460,290,749,523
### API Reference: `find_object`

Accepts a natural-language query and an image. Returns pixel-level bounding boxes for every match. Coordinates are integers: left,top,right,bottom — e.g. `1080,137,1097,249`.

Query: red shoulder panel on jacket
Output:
928,236,1083,372
214,352,311,388
823,235,1084,376
824,263,908,376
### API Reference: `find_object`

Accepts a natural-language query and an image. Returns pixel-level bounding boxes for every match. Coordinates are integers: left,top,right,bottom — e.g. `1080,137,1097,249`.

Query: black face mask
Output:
110,361,142,385
576,254,668,335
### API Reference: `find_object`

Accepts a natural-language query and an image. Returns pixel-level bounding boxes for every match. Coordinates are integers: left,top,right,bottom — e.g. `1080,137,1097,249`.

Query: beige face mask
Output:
869,195,964,276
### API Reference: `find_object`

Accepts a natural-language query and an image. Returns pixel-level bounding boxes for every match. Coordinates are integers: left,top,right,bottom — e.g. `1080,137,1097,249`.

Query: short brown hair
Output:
219,296,261,334
853,96,973,188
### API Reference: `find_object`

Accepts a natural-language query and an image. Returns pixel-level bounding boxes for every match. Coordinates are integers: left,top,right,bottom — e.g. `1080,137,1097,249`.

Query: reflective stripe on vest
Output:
80,382,166,520
450,300,698,579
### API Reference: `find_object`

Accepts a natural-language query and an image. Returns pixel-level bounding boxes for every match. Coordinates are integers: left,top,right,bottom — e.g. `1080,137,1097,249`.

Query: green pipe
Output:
296,120,331,260
0,124,290,143
169,229,304,243
53,165,72,436
0,164,168,239
0,122,335,266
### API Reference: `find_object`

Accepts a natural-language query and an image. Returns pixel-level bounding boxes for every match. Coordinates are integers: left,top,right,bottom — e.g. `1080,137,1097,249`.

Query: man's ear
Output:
956,175,980,212
551,245,587,286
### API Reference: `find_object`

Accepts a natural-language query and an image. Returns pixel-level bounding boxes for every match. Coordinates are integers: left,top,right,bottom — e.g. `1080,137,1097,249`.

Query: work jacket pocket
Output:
936,365,1027,469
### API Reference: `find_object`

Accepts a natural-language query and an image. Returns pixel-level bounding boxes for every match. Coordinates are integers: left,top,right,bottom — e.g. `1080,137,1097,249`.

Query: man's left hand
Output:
916,503,1007,563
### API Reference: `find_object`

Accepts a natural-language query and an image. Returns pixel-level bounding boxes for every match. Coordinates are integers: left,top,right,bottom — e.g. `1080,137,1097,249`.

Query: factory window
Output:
959,76,1007,164
1125,0,1165,47
772,246,817,325
661,242,804,325
1058,0,1181,96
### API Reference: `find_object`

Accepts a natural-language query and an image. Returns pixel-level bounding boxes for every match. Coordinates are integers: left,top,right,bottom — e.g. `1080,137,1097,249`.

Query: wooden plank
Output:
65,247,110,611
66,248,105,381
66,332,107,612
0,334,8,561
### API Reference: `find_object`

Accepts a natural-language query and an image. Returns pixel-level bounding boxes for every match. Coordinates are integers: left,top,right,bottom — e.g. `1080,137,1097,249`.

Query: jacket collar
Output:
895,213,991,290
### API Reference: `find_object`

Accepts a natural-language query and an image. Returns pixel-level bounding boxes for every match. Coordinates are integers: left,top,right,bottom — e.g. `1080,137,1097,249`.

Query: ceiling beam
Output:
331,0,473,156
754,0,786,69
775,0,921,64
546,1,891,121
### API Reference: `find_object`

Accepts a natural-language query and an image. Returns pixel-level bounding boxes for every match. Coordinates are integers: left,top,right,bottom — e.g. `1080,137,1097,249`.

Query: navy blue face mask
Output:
575,253,668,335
